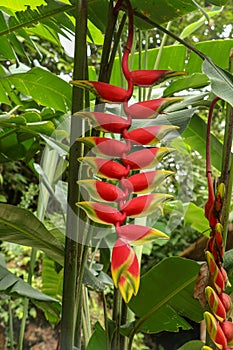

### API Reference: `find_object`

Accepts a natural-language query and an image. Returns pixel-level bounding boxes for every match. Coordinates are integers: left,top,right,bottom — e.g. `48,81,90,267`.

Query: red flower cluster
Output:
204,181,233,349
72,0,184,303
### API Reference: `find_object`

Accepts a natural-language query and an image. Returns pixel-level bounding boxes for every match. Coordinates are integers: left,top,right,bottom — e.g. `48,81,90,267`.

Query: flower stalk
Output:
202,98,233,350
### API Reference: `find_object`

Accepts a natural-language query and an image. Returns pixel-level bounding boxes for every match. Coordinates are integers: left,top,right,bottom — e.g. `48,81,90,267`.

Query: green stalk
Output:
147,21,172,100
220,51,233,246
60,1,87,349
98,0,118,83
111,288,121,350
18,249,37,350
138,30,142,102
102,291,110,350
8,299,14,350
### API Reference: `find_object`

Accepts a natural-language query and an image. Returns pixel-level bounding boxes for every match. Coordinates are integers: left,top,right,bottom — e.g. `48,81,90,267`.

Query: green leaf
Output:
26,121,55,135
0,264,58,302
208,0,229,5
86,322,106,350
0,204,64,266
179,8,223,40
184,202,210,235
182,114,223,171
131,0,197,28
88,0,109,33
5,67,72,112
202,58,233,106
187,39,233,74
129,257,203,334
163,73,209,97
178,340,205,350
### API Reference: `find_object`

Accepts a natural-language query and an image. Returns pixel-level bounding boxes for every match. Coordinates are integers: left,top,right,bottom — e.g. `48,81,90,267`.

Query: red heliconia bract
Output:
122,147,173,170
130,69,186,87
124,97,183,119
116,224,168,245
77,179,126,202
125,125,178,145
111,239,140,303
121,193,172,218
79,157,130,180
78,137,130,158
75,111,131,134
70,80,131,103
221,321,233,345
76,201,126,225
219,293,232,315
121,170,173,194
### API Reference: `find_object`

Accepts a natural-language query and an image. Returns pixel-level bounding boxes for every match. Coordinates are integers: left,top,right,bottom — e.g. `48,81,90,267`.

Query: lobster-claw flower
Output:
77,180,126,202
76,201,126,225
220,321,233,346
204,311,227,350
125,125,178,145
70,80,131,103
205,286,226,322
121,170,173,194
78,157,129,180
116,224,168,245
205,251,227,294
124,97,183,119
77,137,130,158
121,193,173,218
130,69,186,87
75,111,131,134
111,239,140,303
219,293,232,316
122,147,174,170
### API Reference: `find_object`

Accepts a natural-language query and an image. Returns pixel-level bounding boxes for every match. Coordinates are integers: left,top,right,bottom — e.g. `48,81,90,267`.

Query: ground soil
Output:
0,310,59,350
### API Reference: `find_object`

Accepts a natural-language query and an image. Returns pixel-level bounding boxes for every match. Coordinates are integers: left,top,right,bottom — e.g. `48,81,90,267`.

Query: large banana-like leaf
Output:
0,264,58,302
0,204,64,266
2,67,72,112
128,257,203,334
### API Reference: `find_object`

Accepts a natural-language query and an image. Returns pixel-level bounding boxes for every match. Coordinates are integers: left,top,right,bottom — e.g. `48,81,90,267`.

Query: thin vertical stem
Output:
112,288,121,350
60,0,87,349
221,50,233,246
147,21,172,100
138,30,142,102
102,291,110,350
8,299,14,350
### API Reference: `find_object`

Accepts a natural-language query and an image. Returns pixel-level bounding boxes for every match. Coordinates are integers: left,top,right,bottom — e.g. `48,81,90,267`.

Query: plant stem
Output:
112,288,121,350
120,300,128,350
60,0,87,349
221,50,233,246
102,291,110,350
98,0,118,83
8,299,14,350
147,21,172,100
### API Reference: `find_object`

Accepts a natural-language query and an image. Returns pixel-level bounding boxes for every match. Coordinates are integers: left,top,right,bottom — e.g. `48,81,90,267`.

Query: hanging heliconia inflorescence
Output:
71,0,185,303
201,98,233,350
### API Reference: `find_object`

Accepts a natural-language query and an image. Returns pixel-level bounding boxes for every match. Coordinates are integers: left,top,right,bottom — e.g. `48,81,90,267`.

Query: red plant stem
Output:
114,0,134,100
206,97,221,201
